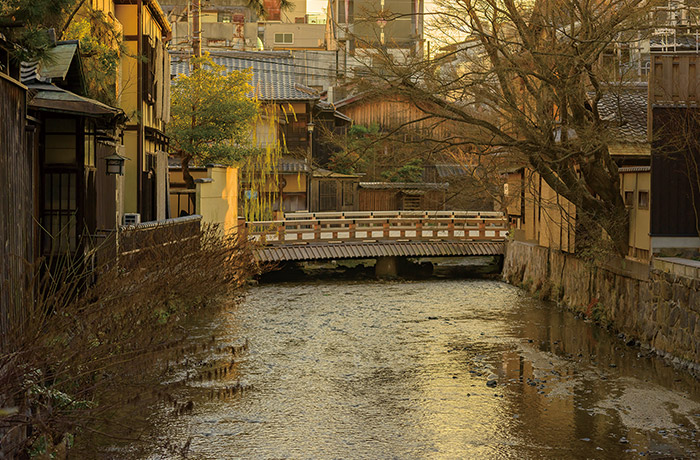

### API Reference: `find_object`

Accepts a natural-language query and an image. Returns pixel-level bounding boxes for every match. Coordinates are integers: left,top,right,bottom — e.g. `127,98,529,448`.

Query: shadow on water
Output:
258,256,503,283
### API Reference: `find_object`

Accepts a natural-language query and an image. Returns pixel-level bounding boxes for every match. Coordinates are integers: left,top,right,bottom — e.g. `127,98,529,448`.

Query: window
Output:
84,120,95,167
319,181,337,211
624,190,635,207
274,33,294,44
42,172,78,254
45,118,77,164
142,36,157,105
218,13,232,23
638,190,650,209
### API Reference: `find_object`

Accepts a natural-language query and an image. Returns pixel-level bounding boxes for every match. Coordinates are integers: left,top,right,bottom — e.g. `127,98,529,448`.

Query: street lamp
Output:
307,122,315,134
105,152,127,176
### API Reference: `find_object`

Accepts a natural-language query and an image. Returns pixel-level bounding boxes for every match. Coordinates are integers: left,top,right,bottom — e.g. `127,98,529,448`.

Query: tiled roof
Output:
26,83,122,118
596,89,648,144
279,156,310,172
20,41,79,84
170,51,319,102
435,164,468,177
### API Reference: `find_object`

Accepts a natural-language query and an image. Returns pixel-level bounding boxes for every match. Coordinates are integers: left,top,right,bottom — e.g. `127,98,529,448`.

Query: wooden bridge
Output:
244,211,508,264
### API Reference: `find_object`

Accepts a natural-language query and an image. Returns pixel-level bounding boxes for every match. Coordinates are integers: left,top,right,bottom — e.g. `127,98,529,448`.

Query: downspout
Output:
137,0,143,214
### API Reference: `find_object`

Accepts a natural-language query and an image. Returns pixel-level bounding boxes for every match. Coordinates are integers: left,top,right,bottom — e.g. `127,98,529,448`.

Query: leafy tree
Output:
63,10,123,105
382,158,424,182
353,0,659,255
168,55,259,189
0,0,80,62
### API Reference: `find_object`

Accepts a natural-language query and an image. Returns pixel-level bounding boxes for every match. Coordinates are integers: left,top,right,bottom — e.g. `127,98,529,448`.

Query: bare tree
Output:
347,0,658,255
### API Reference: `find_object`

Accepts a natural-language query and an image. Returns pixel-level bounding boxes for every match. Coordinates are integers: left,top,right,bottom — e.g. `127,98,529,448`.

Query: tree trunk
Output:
181,155,195,189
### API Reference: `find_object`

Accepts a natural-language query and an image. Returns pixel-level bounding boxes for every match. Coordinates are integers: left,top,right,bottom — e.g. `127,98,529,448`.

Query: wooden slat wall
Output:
359,189,398,211
651,54,700,106
339,96,460,139
651,107,700,237
0,73,30,341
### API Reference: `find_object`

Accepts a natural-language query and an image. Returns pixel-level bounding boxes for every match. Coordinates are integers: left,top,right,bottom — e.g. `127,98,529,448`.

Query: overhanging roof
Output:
27,83,123,119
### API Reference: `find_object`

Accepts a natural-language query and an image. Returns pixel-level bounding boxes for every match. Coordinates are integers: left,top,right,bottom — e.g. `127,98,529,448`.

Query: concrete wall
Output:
195,165,240,235
503,241,700,372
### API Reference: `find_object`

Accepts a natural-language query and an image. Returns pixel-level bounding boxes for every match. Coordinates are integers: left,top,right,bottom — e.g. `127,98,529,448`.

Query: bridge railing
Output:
244,211,508,245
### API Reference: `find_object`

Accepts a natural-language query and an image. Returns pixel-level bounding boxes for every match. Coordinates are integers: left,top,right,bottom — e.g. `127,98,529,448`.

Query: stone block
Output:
660,280,673,301
691,289,700,314
673,283,690,309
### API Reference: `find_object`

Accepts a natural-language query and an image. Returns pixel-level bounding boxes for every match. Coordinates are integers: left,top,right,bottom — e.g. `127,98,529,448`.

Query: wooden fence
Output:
0,73,30,342
118,215,202,267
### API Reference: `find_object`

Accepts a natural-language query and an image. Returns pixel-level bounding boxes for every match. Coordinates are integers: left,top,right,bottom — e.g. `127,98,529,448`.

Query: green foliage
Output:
381,158,424,182
0,0,78,62
63,10,123,105
327,123,379,175
168,55,259,167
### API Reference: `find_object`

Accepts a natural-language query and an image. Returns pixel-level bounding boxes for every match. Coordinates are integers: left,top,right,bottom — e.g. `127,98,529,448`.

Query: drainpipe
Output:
137,0,143,214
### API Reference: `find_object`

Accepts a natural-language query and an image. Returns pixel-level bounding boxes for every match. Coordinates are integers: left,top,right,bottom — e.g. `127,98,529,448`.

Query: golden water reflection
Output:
120,280,699,459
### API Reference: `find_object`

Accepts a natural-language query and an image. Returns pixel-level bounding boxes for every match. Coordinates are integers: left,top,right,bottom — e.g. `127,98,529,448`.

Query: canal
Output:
126,278,700,458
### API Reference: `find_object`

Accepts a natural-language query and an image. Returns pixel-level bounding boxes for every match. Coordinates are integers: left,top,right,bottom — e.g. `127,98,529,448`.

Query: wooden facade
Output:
335,93,459,140
358,183,448,211
650,54,700,108
651,107,700,238
310,170,359,212
649,54,700,250
0,72,32,340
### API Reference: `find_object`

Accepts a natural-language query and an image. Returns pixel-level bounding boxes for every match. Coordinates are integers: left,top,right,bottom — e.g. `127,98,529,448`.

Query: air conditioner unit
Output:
123,213,141,226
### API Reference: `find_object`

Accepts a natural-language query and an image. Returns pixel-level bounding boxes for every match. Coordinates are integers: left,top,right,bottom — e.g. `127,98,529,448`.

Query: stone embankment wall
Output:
503,241,700,371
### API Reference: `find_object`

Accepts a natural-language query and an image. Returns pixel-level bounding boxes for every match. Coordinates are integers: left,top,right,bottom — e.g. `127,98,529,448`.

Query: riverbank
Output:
503,241,700,377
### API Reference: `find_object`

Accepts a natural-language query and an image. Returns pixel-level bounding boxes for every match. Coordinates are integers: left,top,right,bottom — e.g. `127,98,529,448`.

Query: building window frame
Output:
274,33,294,44
638,190,650,209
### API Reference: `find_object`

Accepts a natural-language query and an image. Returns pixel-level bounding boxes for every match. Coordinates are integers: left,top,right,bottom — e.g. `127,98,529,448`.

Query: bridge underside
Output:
254,241,505,263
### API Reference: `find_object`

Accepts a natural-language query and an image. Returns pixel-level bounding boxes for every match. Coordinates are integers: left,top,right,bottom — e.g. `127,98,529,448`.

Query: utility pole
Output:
192,0,201,69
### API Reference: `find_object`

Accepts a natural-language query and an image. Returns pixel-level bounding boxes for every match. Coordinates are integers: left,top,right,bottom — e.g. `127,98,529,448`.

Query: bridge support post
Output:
375,256,400,278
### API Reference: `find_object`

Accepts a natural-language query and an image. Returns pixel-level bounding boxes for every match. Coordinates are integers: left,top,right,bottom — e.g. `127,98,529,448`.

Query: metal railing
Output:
244,211,508,245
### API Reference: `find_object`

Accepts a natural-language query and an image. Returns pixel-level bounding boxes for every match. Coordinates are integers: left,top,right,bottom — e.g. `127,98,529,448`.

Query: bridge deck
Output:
255,241,505,263
245,211,508,263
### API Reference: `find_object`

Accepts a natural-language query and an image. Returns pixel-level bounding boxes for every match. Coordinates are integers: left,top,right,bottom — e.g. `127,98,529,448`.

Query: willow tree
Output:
354,0,660,255
168,55,259,189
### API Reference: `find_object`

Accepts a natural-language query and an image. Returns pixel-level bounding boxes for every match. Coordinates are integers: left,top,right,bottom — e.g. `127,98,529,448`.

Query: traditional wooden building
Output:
21,41,125,259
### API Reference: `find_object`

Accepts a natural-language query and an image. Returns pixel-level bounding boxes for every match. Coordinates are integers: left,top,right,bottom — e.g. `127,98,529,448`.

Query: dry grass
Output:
0,223,258,458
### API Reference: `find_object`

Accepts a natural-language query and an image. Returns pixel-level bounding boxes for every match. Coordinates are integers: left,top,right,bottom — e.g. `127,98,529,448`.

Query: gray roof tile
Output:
170,51,319,102
596,89,648,144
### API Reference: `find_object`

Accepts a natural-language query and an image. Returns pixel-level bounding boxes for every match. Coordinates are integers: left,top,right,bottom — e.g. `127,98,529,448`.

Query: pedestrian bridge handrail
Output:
245,211,508,245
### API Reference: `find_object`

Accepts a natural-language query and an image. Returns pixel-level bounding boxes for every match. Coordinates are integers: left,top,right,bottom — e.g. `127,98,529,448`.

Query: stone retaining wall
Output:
503,241,700,371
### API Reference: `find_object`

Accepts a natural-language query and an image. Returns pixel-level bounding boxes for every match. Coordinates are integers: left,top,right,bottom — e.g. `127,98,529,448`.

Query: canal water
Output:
132,279,700,459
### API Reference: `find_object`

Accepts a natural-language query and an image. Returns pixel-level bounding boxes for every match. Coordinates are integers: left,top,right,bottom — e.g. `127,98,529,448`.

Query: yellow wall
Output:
196,166,240,235
511,167,651,259
115,4,137,35
119,40,138,116
511,169,576,253
621,171,651,259
122,130,138,213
